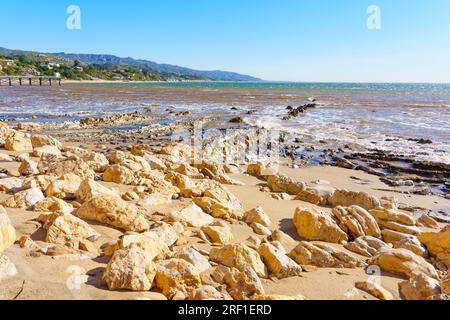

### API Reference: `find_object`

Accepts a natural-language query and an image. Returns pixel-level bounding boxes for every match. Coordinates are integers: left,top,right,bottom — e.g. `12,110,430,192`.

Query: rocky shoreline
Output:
1,117,449,300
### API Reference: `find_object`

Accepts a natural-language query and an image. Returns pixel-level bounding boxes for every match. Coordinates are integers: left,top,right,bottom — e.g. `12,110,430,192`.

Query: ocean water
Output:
1,81,449,164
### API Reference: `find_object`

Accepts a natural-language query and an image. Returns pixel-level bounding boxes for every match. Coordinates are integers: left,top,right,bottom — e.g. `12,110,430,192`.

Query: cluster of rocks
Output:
249,163,450,300
1,123,449,300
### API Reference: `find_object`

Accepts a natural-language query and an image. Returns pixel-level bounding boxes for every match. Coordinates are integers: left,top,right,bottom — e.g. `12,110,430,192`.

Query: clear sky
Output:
1,0,450,82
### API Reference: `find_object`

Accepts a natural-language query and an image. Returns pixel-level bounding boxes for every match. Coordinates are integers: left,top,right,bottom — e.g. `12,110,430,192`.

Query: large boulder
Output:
418,226,450,267
368,248,439,280
258,242,302,278
0,206,16,255
155,259,202,299
329,190,380,210
210,244,267,278
332,206,381,239
289,241,362,268
103,243,156,291
293,207,348,243
2,187,45,209
75,195,149,232
399,274,443,300
267,175,306,195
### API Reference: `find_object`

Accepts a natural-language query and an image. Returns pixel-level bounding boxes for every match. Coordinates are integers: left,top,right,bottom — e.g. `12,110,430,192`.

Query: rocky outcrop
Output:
75,195,149,232
293,207,348,243
289,241,362,268
217,266,265,300
368,248,439,279
332,206,381,239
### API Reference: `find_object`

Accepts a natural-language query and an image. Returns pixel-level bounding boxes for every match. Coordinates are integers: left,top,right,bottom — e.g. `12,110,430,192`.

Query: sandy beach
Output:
0,107,449,300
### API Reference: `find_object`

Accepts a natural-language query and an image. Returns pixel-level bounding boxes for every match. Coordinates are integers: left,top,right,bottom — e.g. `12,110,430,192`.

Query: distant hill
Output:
0,47,261,82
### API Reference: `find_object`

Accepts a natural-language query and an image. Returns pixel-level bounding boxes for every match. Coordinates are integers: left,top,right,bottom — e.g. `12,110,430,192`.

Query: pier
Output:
0,76,61,86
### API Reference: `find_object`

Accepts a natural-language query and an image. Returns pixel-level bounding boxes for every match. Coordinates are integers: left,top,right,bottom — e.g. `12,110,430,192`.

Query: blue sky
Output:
1,0,450,82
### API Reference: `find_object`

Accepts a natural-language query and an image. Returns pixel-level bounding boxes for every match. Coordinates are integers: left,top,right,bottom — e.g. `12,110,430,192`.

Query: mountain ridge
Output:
0,47,261,81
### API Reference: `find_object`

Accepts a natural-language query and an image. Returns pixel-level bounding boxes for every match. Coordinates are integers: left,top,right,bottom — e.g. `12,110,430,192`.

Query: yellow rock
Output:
332,206,381,239
267,174,306,195
355,281,394,300
2,187,45,209
5,131,32,151
399,274,443,300
45,174,83,200
293,207,348,243
329,190,381,210
103,165,136,185
209,244,267,278
103,243,156,291
75,195,150,232
34,197,73,214
168,203,214,228
104,232,169,261
258,242,302,278
201,225,234,244
368,248,439,279
418,225,450,267
76,179,118,203
244,206,271,227
38,212,100,244
155,258,202,299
